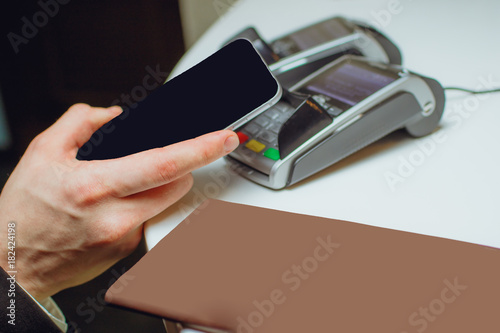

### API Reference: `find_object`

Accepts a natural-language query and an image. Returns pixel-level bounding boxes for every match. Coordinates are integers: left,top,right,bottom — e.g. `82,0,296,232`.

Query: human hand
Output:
0,103,239,300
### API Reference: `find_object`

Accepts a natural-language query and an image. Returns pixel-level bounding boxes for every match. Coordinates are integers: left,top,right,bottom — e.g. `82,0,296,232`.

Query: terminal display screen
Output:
298,61,399,110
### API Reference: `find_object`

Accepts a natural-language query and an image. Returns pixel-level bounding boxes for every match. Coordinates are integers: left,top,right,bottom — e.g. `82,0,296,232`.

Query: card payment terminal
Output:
228,16,402,88
226,55,445,189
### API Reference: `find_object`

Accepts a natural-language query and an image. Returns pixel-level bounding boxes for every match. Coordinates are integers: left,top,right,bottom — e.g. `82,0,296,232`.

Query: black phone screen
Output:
77,39,280,160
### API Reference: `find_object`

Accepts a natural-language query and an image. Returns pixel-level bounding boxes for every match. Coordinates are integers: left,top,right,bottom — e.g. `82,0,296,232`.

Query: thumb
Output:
48,103,122,153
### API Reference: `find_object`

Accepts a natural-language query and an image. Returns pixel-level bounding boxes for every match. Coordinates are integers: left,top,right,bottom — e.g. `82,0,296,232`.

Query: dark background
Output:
0,0,186,331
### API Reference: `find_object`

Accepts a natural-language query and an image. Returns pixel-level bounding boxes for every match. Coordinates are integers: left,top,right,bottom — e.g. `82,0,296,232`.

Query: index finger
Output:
94,130,239,197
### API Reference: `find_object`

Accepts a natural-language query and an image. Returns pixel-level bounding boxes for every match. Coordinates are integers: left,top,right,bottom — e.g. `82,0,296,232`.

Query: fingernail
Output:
109,105,123,115
224,133,239,153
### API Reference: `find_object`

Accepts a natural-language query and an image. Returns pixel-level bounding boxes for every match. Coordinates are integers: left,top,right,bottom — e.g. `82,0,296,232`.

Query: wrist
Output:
0,220,52,301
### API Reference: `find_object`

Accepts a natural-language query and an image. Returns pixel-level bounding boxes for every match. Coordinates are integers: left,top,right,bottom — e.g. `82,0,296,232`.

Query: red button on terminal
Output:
236,131,249,144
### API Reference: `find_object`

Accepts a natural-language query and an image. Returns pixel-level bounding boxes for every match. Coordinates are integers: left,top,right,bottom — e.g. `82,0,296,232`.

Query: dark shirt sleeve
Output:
0,266,63,333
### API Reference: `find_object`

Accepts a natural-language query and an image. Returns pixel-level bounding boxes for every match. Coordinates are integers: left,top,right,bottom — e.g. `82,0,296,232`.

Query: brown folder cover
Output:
105,199,500,332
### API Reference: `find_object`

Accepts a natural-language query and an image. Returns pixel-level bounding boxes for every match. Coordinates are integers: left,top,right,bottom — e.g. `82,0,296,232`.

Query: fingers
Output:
107,174,194,233
96,130,239,197
48,103,122,152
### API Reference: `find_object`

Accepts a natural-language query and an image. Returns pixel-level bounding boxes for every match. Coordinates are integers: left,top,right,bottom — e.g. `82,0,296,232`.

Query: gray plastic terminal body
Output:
225,56,445,190
289,92,420,186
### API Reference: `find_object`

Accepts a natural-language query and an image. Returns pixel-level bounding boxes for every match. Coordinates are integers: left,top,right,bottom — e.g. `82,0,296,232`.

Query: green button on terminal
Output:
263,148,280,161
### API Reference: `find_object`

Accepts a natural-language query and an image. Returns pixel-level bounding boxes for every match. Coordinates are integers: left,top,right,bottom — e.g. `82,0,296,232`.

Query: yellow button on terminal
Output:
245,139,266,153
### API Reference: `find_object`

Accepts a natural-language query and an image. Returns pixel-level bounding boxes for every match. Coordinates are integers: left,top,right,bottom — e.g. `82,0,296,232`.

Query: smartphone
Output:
226,17,402,88
227,56,444,189
77,39,282,160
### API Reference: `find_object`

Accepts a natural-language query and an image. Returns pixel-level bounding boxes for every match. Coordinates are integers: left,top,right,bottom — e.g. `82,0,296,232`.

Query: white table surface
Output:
145,0,500,253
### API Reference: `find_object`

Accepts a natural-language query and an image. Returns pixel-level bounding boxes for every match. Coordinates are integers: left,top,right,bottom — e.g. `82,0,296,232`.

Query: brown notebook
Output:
105,199,500,332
